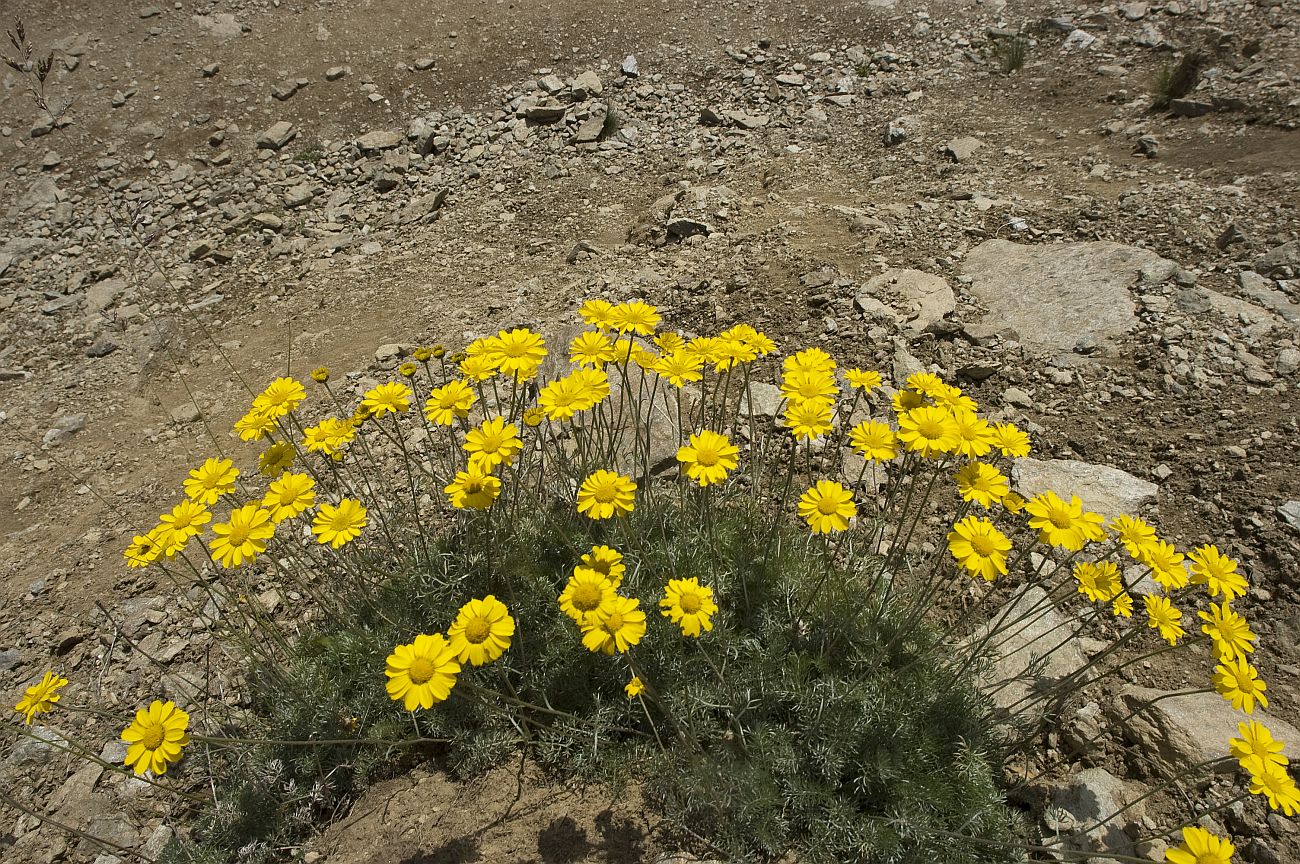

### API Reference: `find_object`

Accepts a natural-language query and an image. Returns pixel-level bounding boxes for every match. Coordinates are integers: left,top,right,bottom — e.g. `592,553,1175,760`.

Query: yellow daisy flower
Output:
1144,594,1185,646
660,577,718,637
953,462,1009,508
183,457,239,506
463,416,523,472
424,380,476,426
1213,655,1268,713
121,700,190,776
580,595,646,654
1188,544,1248,601
447,595,515,666
252,377,306,419
676,430,739,487
1165,826,1235,864
797,480,856,534
947,516,1012,582
208,504,275,568
444,467,501,510
576,470,636,520
384,634,461,711
579,545,625,588
609,301,660,335
262,472,316,523
312,499,368,549
13,671,68,725
897,406,960,458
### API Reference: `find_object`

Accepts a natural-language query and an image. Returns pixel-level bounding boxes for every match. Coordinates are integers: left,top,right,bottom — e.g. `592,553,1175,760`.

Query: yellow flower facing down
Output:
14,671,68,725
121,700,190,776
781,370,838,405
1213,655,1268,714
361,382,412,417
398,362,418,378
312,499,368,549
1001,491,1026,514
310,366,330,383
183,457,239,506
1230,720,1288,777
625,677,645,699
609,301,660,335
947,516,1012,582
850,420,897,462
1110,515,1157,560
577,470,636,520
660,577,719,638
677,430,739,487
459,352,499,382
490,328,548,380
1248,762,1299,816
989,422,1031,458
1143,595,1185,646
385,633,461,711
653,331,687,354
1074,561,1122,603
897,406,960,458
252,377,306,420
784,347,836,378
845,368,882,392
447,595,515,666
1199,601,1256,662
932,384,978,415
444,467,502,510
1188,544,1248,602
124,528,166,568
710,337,757,373
798,480,856,534
950,411,994,460
209,504,276,568
258,441,296,476
654,351,705,388
522,406,545,427
1165,826,1235,864
262,472,316,523
1142,539,1188,590
580,595,646,654
157,499,212,556
580,545,625,588
303,416,358,459
906,371,946,398
559,567,617,625
1112,592,1134,618
1024,491,1100,552
719,324,774,357
579,298,617,330
424,380,476,426
464,416,523,472
953,462,1009,508
784,399,833,441
234,409,277,443
570,330,617,368
892,389,927,414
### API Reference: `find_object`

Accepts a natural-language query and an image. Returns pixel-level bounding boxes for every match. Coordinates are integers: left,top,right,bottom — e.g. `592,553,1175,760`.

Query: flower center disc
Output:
464,617,491,644
228,525,252,546
1048,510,1073,530
969,535,997,557
679,593,702,614
408,657,435,685
594,483,617,503
817,497,841,515
695,450,719,467
141,724,165,750
573,583,603,611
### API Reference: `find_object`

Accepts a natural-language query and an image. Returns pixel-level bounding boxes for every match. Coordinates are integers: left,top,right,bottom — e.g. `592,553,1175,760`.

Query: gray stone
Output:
1276,348,1299,376
1002,386,1034,408
1043,768,1146,859
1170,98,1213,117
570,108,607,145
525,104,567,123
10,176,64,215
85,336,119,358
325,66,349,81
621,54,639,77
255,121,296,150
200,62,219,77
192,12,243,39
739,382,784,418
605,358,695,481
539,74,566,93
1012,457,1158,518
7,726,69,767
0,649,19,671
1109,686,1300,776
357,129,403,152
571,70,603,99
392,188,448,225
284,183,318,208
170,403,202,424
1279,501,1300,530
975,587,1089,722
961,240,1175,353
1119,1,1149,19
944,136,983,162
271,79,305,101
142,825,174,858
862,269,956,333
84,277,126,313
84,816,138,850
413,57,435,71
43,413,87,446
1255,240,1299,277
138,6,162,18
891,339,925,386
775,73,806,86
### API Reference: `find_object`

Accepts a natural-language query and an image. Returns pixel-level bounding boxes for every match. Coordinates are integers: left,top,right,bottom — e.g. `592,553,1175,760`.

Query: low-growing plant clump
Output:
6,300,1296,863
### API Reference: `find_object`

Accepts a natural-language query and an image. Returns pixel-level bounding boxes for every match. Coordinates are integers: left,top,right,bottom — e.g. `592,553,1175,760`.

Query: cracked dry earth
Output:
1,0,1299,861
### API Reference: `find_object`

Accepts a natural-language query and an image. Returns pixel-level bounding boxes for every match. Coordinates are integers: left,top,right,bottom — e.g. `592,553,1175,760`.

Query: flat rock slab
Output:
860,268,956,332
1012,458,1158,518
1044,768,1146,859
976,586,1088,724
961,240,1176,353
1109,685,1300,776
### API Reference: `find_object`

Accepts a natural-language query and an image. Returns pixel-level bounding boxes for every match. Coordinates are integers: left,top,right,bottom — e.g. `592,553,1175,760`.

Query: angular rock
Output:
944,136,983,162
392,187,448,225
570,108,607,145
85,336,119,358
665,218,710,240
1043,768,1146,859
621,54,639,77
255,121,296,150
571,70,603,99
1255,240,1299,277
861,269,956,333
357,129,403,153
974,586,1089,723
961,240,1175,353
739,382,784,418
1170,98,1213,117
1109,686,1300,776
284,183,318,208
1012,458,1158,518
525,104,567,124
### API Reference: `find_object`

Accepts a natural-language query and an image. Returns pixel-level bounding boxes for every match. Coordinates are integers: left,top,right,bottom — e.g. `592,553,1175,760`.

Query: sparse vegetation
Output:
1152,51,1203,109
2,18,73,124
993,35,1028,75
